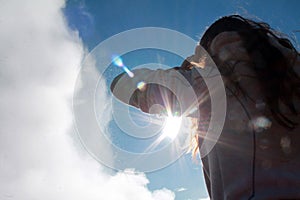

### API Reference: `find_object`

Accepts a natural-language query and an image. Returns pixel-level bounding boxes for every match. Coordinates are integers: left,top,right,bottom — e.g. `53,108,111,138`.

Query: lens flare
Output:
162,115,182,140
250,116,272,132
137,81,146,91
112,55,124,67
123,66,134,78
112,55,134,77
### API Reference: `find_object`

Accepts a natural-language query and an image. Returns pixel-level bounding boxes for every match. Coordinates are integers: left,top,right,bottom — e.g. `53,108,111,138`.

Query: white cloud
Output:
199,198,210,200
0,0,174,199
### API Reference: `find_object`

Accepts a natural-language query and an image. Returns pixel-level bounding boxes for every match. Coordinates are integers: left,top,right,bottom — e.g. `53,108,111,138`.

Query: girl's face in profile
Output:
111,43,213,117
111,66,200,117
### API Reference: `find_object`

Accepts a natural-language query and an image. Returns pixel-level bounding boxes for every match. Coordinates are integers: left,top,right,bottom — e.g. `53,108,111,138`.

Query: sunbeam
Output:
162,115,182,139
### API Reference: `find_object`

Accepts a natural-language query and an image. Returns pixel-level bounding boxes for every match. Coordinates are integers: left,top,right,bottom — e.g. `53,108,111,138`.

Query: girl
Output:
111,15,300,199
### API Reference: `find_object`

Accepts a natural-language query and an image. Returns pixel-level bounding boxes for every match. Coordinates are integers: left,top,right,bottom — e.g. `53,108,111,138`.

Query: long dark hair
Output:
198,15,300,129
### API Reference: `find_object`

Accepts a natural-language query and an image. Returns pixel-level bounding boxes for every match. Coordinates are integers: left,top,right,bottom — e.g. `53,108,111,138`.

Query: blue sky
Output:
64,1,300,199
65,0,300,51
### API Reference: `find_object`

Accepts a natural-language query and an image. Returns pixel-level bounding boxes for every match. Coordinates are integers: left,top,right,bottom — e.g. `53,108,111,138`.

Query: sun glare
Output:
162,116,182,140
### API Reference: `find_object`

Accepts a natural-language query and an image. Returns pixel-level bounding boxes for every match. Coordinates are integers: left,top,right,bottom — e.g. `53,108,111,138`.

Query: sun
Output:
162,116,182,140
